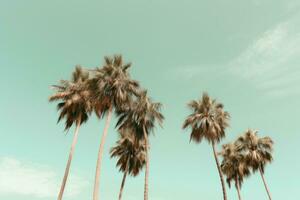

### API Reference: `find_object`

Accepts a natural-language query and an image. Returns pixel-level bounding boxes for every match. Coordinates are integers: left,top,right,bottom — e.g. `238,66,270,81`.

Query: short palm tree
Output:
116,90,164,200
235,129,274,200
49,66,92,200
90,55,140,200
110,129,146,200
220,143,250,200
182,93,230,200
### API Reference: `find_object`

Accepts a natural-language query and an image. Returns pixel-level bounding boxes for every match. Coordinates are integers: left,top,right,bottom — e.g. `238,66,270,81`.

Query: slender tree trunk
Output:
57,119,81,200
143,126,149,200
235,177,242,200
118,158,130,200
259,166,272,200
93,106,113,200
118,170,128,200
212,141,227,200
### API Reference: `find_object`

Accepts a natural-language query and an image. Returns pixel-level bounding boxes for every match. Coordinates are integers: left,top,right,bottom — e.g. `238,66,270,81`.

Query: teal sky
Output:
1,0,300,199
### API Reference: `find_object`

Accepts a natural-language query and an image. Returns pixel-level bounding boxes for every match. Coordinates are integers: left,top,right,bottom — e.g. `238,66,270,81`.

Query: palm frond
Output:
49,66,92,130
183,92,230,144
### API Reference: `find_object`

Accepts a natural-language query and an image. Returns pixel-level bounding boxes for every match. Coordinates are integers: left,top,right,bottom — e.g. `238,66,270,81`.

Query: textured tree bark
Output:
143,126,149,200
259,166,272,200
93,106,113,200
118,170,128,200
57,119,81,200
235,177,242,200
212,141,227,200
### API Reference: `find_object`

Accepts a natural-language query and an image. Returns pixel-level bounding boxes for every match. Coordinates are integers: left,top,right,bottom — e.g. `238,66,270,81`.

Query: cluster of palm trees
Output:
182,93,274,200
49,55,274,200
49,55,163,200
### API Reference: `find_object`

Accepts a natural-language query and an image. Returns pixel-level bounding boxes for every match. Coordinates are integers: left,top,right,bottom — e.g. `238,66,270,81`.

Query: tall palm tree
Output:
110,129,146,200
182,93,230,200
49,66,92,200
90,55,140,200
220,143,250,200
235,129,274,200
116,90,164,200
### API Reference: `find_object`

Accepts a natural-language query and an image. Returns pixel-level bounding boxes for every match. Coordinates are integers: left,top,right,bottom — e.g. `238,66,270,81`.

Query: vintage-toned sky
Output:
1,0,300,199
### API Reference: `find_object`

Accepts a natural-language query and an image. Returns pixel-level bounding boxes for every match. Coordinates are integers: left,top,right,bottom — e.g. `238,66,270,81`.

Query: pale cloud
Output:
0,157,88,198
230,15,300,97
171,14,300,98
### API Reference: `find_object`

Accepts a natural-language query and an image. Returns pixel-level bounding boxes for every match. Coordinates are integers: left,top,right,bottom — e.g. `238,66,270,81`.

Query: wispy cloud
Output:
230,16,300,97
171,14,300,98
0,157,88,198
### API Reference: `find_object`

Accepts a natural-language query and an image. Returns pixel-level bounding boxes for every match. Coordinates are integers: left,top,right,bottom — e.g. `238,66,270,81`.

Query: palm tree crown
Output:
111,130,146,176
235,129,274,173
182,92,230,143
90,55,140,117
116,90,164,138
49,66,92,129
220,143,250,188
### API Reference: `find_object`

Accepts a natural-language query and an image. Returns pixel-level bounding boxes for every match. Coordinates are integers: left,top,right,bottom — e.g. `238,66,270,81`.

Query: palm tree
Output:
235,129,274,200
49,66,92,200
116,90,164,200
220,143,250,200
90,55,140,200
110,129,146,200
182,93,230,200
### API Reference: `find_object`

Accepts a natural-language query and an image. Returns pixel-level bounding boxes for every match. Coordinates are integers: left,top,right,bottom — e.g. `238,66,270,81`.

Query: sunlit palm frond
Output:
182,93,230,143
235,129,274,173
49,66,92,130
110,129,146,176
220,143,250,188
89,55,140,117
116,90,164,139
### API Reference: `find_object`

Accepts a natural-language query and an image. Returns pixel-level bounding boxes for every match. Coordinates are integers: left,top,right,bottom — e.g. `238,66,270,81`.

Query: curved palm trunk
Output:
212,141,227,200
57,119,81,200
118,158,130,200
93,106,113,200
235,177,242,200
118,170,128,200
143,126,149,200
259,166,272,200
